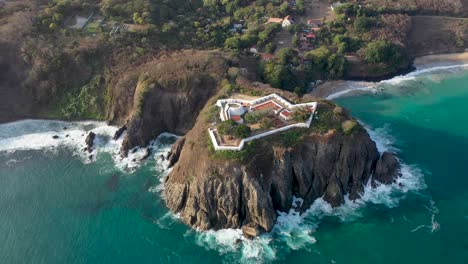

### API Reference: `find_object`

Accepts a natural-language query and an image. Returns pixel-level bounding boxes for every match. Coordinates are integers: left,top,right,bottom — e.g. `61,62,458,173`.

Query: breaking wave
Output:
326,62,468,100
0,119,178,172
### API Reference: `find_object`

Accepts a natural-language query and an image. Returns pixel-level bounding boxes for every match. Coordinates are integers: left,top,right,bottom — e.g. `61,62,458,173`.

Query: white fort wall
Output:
209,99,318,151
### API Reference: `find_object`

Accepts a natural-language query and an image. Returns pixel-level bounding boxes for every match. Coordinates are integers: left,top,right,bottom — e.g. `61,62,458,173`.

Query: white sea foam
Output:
363,123,397,154
326,62,468,100
0,119,178,172
195,228,276,263
326,81,376,100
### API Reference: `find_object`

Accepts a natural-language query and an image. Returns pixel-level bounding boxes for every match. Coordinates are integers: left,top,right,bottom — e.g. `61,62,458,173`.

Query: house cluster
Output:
295,19,323,50
209,93,317,151
267,15,295,28
229,21,246,33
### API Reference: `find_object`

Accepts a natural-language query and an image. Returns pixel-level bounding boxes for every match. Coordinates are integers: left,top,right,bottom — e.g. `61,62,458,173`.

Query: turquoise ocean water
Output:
0,67,467,263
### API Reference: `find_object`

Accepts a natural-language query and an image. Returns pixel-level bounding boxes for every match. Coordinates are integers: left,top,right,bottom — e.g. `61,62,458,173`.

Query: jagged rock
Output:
166,138,185,168
117,52,228,157
291,130,379,208
269,147,294,212
85,132,96,153
323,177,345,207
113,125,127,140
242,225,260,239
139,148,151,161
373,152,401,185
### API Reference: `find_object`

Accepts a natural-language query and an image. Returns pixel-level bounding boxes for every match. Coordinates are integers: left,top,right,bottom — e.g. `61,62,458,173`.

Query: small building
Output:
307,19,323,28
260,53,275,61
306,33,316,40
220,102,246,124
233,23,242,29
267,17,283,24
249,46,259,54
282,15,294,28
331,2,345,11
279,109,292,120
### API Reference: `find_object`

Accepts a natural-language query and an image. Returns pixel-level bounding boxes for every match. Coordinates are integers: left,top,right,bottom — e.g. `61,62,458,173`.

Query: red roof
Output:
280,110,291,117
307,19,322,25
252,100,282,111
231,115,241,121
306,33,316,38
260,53,274,61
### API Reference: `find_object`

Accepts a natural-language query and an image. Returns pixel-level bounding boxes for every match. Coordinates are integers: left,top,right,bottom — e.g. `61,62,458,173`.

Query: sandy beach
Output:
413,52,468,69
311,52,468,99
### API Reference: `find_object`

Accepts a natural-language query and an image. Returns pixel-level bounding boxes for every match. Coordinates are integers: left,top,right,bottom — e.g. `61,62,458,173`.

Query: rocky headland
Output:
162,87,401,236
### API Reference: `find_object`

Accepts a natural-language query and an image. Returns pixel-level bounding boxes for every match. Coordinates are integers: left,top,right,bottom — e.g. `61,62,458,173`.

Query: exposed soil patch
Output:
406,16,468,56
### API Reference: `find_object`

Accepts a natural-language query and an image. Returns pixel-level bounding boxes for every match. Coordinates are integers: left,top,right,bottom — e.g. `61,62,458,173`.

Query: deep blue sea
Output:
1,66,467,263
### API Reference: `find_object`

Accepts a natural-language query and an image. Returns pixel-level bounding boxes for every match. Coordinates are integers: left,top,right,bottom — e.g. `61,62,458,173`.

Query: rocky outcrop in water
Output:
85,132,96,153
113,124,127,140
373,152,401,185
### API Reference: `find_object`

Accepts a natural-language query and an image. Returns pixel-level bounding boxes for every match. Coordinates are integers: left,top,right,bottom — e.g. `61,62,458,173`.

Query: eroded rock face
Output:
373,152,401,185
164,123,400,235
291,131,380,209
165,164,276,232
110,51,229,156
166,137,185,168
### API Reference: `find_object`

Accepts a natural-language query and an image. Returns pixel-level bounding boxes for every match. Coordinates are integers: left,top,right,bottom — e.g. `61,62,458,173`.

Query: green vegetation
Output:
260,48,309,93
218,120,251,138
59,75,106,119
244,109,269,124
28,0,414,106
275,129,307,147
292,108,310,122
353,16,378,34
342,120,358,135
210,140,258,162
362,41,408,69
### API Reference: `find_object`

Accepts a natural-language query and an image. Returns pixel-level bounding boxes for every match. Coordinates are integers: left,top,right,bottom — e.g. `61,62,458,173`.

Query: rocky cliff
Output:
164,98,401,235
104,51,231,155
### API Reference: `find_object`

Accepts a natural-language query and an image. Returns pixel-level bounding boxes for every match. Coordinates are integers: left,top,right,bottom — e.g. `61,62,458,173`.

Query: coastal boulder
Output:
373,152,401,185
85,132,96,153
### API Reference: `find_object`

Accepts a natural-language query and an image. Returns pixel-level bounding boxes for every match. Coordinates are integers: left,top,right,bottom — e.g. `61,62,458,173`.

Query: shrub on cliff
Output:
363,41,408,67
342,120,358,135
218,120,251,138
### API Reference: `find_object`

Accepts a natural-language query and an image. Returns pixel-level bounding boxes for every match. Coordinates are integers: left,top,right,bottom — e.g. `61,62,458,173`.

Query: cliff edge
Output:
164,93,401,236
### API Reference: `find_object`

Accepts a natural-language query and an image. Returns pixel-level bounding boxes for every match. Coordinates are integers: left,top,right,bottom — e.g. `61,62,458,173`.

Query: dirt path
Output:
302,0,336,23
411,15,468,20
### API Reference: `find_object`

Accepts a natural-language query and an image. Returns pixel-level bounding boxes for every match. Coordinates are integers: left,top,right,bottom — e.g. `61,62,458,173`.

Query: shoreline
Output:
311,52,468,99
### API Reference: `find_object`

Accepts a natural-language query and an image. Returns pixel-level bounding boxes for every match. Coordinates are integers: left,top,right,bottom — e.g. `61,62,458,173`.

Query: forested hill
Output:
0,0,466,122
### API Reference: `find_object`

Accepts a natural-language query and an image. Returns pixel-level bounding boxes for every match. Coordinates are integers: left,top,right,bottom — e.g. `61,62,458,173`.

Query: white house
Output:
282,15,294,28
